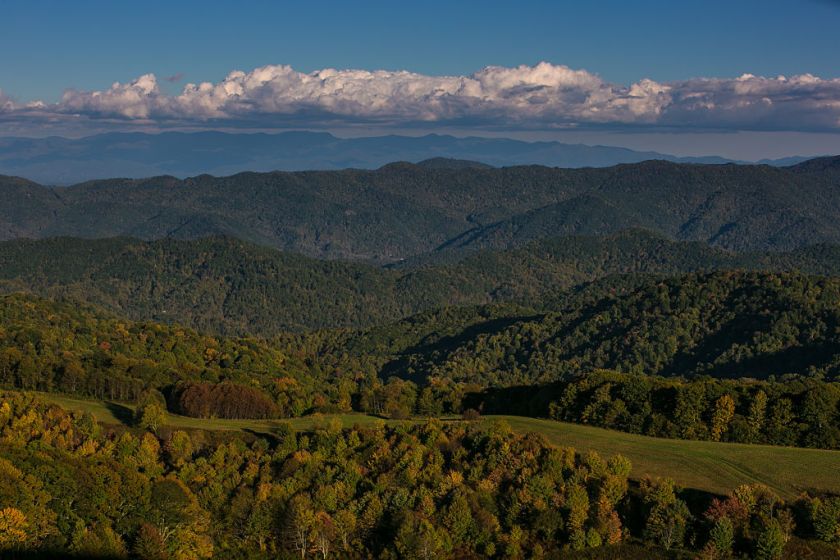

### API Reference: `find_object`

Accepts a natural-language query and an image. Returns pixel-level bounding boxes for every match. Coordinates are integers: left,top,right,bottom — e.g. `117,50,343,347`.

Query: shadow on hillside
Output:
380,314,544,379
102,401,134,425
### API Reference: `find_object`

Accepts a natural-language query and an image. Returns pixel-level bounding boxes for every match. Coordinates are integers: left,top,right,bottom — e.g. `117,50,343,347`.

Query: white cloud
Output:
60,73,163,119
660,73,840,130
3,63,840,132
0,89,18,113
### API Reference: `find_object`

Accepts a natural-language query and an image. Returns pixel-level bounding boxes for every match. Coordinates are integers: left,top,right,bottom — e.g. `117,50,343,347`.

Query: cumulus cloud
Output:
60,73,162,119
2,62,840,132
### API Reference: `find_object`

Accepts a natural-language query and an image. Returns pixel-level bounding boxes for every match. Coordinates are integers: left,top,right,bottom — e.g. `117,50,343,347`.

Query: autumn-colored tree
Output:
285,496,315,559
710,395,736,441
0,507,28,549
136,432,164,476
746,390,768,443
174,382,279,419
312,511,335,559
70,521,127,557
133,523,168,560
396,516,450,560
332,509,357,552
164,430,194,468
138,402,167,434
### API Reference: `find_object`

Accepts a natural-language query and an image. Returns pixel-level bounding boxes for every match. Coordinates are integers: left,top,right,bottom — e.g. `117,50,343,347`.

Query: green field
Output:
494,416,840,499
34,393,840,499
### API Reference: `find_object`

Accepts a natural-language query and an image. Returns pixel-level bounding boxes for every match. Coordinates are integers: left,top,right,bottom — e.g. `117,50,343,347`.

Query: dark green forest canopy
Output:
2,157,840,262
2,270,838,405
337,270,840,386
2,231,840,335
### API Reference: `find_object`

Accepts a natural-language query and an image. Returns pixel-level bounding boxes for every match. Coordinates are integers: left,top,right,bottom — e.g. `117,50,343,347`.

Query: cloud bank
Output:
2,62,840,132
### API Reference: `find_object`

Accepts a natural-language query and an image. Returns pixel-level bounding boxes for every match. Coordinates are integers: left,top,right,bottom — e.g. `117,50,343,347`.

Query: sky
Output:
1,0,840,159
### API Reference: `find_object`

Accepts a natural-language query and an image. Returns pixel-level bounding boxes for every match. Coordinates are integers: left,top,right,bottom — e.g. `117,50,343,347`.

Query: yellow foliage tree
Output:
0,507,28,548
711,395,736,442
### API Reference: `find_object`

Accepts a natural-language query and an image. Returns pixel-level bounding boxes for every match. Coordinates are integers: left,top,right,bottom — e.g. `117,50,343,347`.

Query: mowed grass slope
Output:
494,416,840,499
36,393,840,499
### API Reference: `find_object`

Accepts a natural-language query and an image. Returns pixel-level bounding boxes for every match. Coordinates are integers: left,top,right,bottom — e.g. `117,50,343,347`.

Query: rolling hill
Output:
330,271,840,386
34,392,840,499
3,232,840,335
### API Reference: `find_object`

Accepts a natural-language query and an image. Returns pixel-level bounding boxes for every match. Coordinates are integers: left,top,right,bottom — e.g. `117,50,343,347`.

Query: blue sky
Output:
2,0,840,158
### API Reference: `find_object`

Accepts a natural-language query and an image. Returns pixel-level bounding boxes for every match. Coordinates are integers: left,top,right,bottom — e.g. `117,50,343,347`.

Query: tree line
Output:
467,370,840,450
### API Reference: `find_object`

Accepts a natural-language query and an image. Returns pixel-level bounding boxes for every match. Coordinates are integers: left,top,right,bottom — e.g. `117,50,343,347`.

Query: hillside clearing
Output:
34,392,840,499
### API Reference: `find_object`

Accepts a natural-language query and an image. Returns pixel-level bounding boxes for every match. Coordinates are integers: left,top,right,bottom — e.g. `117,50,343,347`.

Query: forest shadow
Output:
380,313,544,379
463,382,560,416
102,401,134,425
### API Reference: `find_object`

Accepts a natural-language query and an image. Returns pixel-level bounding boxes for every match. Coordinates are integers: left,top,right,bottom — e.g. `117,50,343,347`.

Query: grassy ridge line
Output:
34,393,385,431
36,393,840,499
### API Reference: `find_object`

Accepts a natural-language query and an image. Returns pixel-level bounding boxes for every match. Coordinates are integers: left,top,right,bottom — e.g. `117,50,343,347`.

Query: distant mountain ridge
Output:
0,130,811,184
3,158,840,261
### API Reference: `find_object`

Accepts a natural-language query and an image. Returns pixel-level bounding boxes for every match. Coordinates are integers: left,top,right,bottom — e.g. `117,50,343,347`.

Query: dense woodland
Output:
291,270,840,390
360,271,840,386
2,232,840,335
2,391,840,559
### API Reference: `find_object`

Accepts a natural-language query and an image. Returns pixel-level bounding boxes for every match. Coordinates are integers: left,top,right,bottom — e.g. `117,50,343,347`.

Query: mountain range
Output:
0,130,812,185
2,156,840,262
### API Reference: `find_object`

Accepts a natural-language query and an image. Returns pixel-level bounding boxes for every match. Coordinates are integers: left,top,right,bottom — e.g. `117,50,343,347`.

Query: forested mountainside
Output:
2,157,840,261
315,271,840,387
2,232,840,335
2,271,838,431
0,293,290,399
3,158,840,559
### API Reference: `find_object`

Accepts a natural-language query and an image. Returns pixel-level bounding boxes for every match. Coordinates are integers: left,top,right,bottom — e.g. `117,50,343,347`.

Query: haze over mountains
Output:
0,131,812,185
